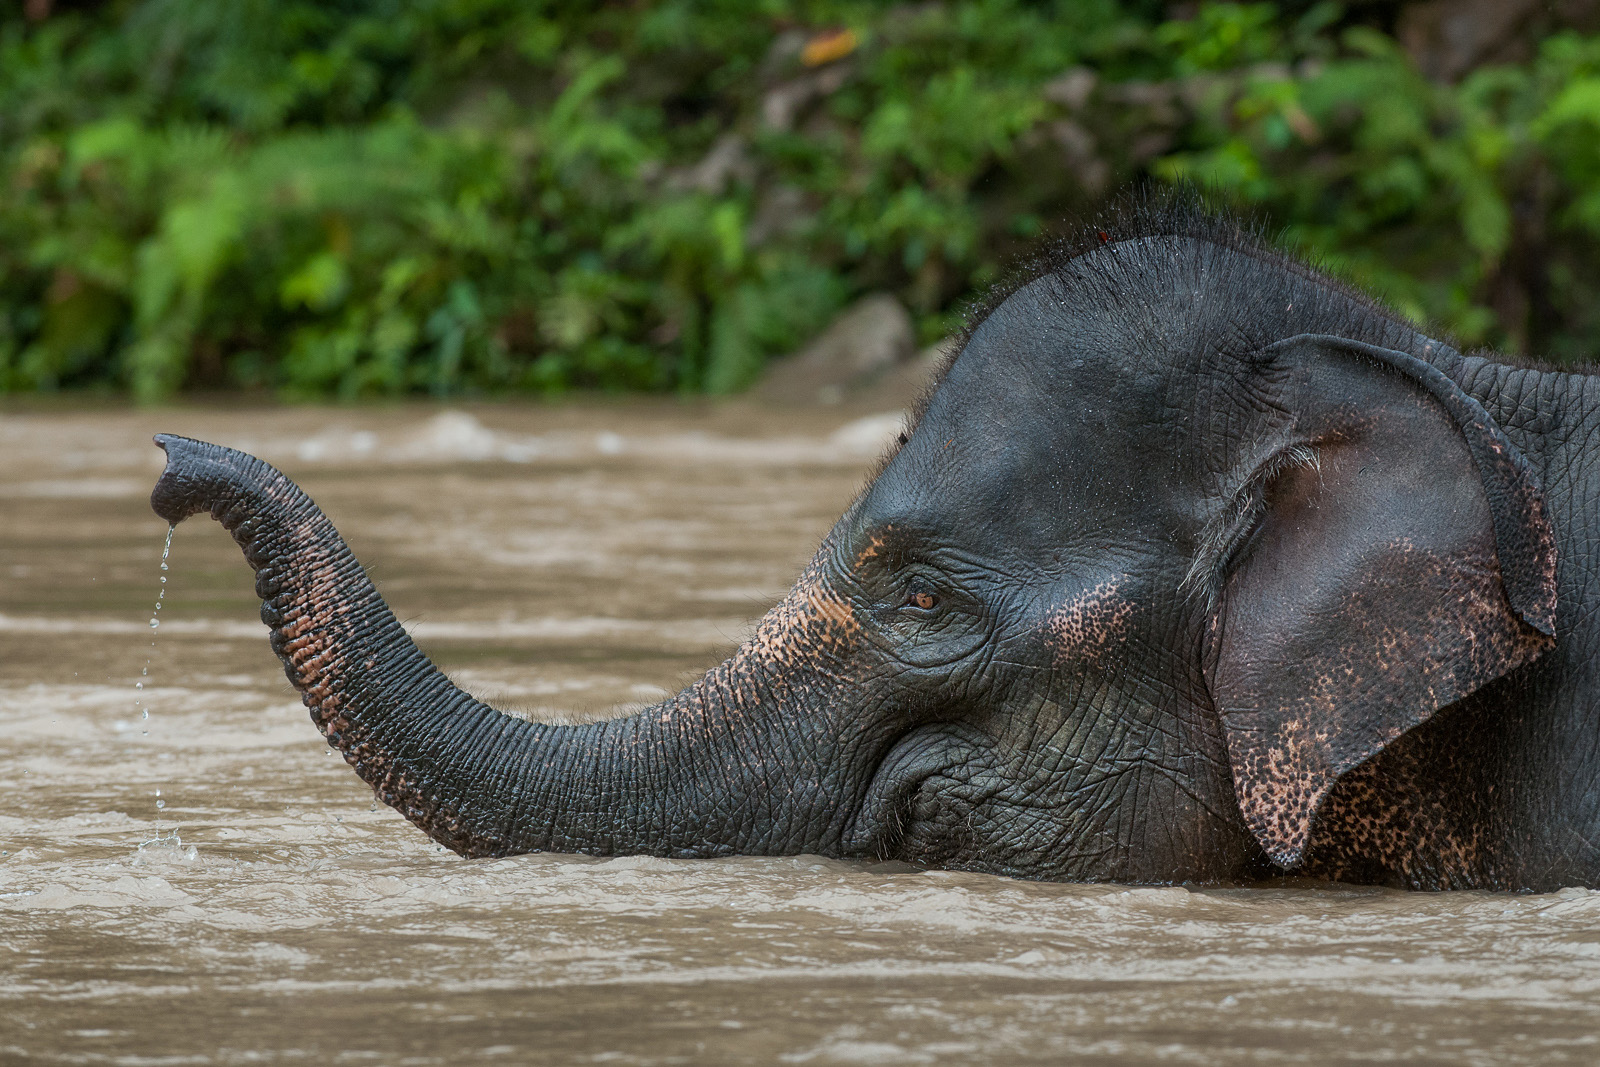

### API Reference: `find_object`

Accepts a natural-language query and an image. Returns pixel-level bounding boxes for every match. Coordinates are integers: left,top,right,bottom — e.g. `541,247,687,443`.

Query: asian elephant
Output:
149,195,1600,892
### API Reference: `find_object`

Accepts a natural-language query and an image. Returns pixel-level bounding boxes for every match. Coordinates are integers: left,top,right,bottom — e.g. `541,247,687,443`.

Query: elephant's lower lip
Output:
842,722,985,860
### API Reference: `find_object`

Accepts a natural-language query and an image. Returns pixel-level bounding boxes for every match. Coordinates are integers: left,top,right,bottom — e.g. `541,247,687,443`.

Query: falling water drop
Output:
135,525,177,810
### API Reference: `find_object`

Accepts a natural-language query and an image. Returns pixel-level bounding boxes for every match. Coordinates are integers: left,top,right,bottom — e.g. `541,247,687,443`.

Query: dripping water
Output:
132,525,175,816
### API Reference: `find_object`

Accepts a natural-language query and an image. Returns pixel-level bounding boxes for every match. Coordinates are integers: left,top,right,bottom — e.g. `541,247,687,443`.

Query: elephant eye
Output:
907,589,938,611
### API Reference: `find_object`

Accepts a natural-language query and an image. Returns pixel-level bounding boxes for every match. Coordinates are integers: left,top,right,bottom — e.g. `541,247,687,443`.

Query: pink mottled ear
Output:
1207,337,1557,869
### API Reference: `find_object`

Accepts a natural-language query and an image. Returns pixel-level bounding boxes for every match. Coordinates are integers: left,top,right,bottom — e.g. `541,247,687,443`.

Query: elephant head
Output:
151,198,1558,885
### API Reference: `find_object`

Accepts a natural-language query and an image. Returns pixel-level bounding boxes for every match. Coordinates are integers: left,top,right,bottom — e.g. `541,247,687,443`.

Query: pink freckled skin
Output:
1045,578,1134,667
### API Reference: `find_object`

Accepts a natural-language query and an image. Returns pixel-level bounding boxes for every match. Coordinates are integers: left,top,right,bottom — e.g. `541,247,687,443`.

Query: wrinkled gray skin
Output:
150,208,1600,891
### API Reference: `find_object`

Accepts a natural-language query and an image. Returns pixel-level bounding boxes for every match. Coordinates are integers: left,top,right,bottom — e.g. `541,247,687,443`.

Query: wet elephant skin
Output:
149,196,1600,891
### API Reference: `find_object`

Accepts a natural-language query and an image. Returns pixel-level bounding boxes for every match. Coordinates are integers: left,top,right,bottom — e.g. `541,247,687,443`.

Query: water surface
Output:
4,403,1599,1065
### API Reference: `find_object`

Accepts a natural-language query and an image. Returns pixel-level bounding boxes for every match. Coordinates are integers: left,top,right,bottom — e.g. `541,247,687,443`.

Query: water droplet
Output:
140,528,176,810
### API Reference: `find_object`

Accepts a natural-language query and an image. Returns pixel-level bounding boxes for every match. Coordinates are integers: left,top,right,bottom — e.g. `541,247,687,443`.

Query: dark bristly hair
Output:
908,183,1425,430
885,184,1407,463
878,182,1590,480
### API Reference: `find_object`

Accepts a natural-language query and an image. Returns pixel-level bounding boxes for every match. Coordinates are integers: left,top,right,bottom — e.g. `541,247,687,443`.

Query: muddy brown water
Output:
4,402,1600,1066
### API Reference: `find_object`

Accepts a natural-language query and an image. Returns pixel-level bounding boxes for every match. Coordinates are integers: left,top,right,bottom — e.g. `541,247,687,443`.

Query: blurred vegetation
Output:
1,0,1598,400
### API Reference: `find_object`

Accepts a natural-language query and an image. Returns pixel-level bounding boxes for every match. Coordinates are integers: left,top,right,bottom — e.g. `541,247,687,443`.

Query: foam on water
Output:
248,409,910,471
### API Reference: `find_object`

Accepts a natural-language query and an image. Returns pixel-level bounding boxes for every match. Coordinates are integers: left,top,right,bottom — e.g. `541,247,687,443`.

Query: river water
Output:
3,401,1600,1065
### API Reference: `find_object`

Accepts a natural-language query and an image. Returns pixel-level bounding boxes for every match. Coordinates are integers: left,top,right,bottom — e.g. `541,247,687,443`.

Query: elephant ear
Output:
1208,334,1558,869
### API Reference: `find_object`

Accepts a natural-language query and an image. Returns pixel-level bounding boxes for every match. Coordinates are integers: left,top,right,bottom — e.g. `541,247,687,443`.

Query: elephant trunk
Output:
149,435,842,859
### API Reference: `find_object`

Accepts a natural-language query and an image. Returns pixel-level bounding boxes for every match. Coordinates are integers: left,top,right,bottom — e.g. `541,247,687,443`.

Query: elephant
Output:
149,194,1600,893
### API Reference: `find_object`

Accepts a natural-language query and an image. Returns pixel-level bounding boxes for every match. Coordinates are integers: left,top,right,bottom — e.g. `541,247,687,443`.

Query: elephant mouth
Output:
842,723,988,862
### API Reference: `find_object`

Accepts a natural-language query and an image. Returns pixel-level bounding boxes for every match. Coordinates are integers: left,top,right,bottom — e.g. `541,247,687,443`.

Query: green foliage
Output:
0,1,1597,399
1158,19,1600,359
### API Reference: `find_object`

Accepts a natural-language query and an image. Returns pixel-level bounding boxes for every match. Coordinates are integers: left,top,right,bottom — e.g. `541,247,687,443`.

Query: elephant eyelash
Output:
1183,443,1321,610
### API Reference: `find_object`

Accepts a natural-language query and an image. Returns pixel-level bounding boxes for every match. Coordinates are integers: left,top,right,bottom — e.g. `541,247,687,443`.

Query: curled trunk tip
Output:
150,433,277,527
